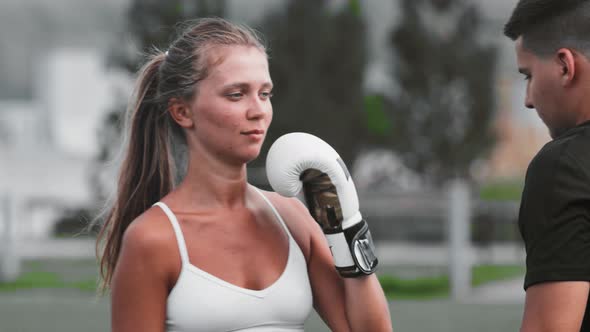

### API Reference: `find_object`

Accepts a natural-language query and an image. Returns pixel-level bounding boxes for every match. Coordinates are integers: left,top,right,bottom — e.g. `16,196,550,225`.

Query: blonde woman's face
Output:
189,45,273,165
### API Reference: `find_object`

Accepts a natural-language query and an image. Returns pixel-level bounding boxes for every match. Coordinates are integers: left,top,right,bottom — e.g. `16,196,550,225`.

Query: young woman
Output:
97,18,392,332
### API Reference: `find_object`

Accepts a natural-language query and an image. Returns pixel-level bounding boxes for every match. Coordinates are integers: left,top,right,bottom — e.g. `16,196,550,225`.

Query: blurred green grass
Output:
0,259,97,292
1,260,523,300
0,271,97,292
379,264,525,300
479,179,524,201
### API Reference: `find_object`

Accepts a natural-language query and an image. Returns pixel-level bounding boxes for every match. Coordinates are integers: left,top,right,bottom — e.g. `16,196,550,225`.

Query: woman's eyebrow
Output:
222,82,273,90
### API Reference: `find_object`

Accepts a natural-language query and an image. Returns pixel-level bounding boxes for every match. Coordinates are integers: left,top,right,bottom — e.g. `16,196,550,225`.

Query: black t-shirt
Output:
519,120,590,330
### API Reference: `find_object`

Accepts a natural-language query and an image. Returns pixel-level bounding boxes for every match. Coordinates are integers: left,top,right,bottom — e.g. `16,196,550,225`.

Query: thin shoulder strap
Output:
153,202,189,265
253,187,291,235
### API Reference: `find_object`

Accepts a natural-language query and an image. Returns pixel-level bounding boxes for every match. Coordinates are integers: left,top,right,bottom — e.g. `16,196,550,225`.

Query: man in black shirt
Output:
504,0,590,331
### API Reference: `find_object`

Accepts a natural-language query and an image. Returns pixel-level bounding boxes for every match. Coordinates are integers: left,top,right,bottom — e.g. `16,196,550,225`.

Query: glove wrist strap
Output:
326,219,379,278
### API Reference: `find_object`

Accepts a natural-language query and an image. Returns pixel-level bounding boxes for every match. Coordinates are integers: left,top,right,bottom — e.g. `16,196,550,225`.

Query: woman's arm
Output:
303,204,392,332
273,195,391,332
110,211,176,332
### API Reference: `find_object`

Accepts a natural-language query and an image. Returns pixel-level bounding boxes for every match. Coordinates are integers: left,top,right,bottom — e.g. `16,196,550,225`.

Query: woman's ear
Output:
556,48,576,86
168,98,194,128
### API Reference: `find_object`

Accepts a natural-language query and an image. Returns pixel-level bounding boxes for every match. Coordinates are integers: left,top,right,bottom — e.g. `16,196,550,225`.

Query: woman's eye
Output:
260,91,273,99
227,92,243,100
524,75,531,81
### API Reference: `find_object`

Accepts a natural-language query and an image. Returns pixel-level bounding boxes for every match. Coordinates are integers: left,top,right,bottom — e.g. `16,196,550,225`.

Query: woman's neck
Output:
174,148,250,211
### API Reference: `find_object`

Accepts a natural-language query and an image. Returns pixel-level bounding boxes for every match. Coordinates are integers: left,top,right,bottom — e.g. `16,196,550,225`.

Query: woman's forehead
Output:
206,45,266,68
205,45,270,84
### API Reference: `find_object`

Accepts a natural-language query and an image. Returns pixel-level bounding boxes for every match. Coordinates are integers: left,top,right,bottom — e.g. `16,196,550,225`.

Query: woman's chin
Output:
237,149,262,165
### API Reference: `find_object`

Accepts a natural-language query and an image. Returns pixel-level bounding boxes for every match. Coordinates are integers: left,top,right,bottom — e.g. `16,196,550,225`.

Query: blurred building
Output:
0,0,548,238
0,0,134,237
0,49,130,238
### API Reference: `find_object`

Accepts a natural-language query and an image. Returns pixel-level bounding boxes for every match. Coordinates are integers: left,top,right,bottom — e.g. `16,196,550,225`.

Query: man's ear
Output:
168,98,194,128
556,48,576,86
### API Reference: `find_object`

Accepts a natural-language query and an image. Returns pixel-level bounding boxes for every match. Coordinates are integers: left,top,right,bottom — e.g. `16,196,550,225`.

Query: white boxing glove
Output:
266,132,378,277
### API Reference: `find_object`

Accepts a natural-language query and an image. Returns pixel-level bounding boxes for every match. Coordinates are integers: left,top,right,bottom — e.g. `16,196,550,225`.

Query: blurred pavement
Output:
468,277,525,304
0,289,523,332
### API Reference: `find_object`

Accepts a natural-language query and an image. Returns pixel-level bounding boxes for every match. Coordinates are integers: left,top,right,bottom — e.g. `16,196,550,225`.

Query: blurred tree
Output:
382,0,498,185
254,0,369,168
110,0,226,72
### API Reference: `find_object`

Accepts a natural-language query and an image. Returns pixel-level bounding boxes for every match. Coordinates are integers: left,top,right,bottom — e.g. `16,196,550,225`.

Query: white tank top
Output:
154,189,313,332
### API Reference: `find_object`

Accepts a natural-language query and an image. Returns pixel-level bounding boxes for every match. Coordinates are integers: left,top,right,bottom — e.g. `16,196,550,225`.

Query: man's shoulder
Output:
523,126,590,206
528,128,590,174
525,140,562,178
561,124,590,166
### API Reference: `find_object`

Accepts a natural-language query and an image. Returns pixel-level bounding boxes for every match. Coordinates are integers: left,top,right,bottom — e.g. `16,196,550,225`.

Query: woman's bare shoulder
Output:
110,206,178,323
120,206,179,265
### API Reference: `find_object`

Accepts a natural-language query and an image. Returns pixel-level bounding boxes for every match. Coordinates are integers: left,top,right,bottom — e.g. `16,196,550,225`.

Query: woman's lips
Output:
242,129,265,139
242,129,264,135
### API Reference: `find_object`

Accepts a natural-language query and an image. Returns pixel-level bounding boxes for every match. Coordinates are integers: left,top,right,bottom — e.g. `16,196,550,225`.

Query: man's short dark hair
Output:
504,0,590,57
